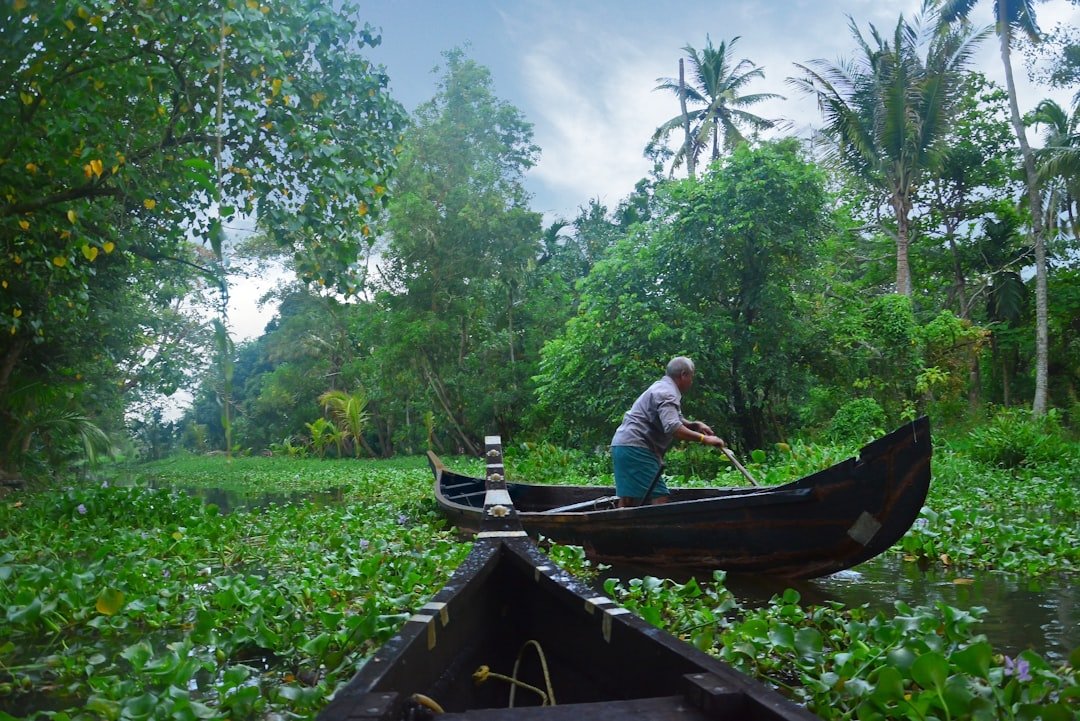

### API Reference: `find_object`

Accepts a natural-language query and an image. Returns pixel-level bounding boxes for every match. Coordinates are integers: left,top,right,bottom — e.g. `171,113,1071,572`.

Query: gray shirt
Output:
611,375,687,461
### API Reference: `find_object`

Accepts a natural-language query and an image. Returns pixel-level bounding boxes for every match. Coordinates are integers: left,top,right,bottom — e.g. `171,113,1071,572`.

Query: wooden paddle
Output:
721,446,759,486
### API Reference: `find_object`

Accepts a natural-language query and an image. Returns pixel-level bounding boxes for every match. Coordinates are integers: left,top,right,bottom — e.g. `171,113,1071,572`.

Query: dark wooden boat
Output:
433,417,931,579
319,436,821,720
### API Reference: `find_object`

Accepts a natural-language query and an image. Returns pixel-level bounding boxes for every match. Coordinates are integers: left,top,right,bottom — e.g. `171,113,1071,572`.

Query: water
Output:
600,554,1078,662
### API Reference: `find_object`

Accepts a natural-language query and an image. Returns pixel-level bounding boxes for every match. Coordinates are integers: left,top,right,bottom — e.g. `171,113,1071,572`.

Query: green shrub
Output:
827,398,886,444
967,407,1072,469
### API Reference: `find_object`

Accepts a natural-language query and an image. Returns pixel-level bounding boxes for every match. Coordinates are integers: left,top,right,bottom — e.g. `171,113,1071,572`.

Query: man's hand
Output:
702,435,726,448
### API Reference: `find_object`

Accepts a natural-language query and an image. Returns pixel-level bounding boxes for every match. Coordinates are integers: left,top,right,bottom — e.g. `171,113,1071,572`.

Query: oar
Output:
721,447,759,487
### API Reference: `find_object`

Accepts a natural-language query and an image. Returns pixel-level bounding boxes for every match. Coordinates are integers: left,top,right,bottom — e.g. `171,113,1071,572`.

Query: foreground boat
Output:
319,436,820,720
433,417,931,579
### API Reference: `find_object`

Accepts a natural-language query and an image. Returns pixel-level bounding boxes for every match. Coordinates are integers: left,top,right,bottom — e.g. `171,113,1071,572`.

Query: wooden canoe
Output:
432,417,931,579
319,436,821,721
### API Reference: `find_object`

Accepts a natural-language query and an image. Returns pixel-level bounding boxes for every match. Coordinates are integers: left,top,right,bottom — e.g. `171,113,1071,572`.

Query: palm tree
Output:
1029,97,1080,243
939,0,1049,415
318,388,371,458
651,36,782,178
790,5,984,296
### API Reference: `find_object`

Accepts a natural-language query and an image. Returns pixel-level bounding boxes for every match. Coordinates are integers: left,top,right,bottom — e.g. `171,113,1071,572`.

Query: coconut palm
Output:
318,388,372,458
1029,98,1080,242
939,0,1050,414
789,4,984,296
651,36,782,178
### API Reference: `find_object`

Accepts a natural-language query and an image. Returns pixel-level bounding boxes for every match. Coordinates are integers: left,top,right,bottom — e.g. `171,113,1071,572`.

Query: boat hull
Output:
434,418,931,579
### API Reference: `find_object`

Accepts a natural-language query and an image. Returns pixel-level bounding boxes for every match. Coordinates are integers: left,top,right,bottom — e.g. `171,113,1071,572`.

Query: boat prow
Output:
320,436,822,720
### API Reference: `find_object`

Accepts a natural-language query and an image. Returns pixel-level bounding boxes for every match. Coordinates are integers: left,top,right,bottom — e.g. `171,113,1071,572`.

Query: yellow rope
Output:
473,639,556,707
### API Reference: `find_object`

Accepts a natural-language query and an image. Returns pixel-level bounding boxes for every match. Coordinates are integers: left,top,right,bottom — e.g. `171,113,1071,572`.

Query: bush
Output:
967,407,1072,469
827,398,886,444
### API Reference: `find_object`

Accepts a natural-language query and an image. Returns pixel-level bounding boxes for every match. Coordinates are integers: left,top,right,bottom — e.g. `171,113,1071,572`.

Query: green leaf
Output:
96,587,125,616
794,627,823,658
911,651,948,692
7,597,42,625
871,666,906,702
952,642,992,678
121,640,153,671
768,623,795,649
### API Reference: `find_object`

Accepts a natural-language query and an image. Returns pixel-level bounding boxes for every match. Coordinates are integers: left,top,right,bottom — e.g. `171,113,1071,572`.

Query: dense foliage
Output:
1,0,403,476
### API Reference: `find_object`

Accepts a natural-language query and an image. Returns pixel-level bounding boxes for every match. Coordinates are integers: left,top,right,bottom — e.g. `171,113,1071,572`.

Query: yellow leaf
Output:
67,209,76,224
13,0,27,11
83,163,93,178
358,201,368,216
13,308,21,318
13,255,22,264
271,78,282,97
246,0,257,8
103,241,115,254
94,79,104,90
52,256,67,267
64,19,75,31
77,5,89,19
2,280,7,289
312,91,326,109
374,185,385,196
81,245,99,261
143,198,156,210
19,92,34,105
18,220,29,230
361,224,370,237
171,531,183,540
222,25,232,36
25,162,37,173
60,230,71,240
90,159,103,177
95,588,125,616
260,4,269,13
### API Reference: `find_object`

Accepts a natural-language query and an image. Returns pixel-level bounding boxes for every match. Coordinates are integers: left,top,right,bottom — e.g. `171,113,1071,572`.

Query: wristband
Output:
699,433,706,443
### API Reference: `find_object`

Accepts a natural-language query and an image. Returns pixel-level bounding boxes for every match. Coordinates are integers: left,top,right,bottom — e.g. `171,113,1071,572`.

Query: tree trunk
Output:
679,58,695,180
999,29,1048,415
893,196,913,296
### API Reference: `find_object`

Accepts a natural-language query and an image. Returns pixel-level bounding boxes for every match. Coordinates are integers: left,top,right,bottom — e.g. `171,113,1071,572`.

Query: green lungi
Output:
612,445,668,499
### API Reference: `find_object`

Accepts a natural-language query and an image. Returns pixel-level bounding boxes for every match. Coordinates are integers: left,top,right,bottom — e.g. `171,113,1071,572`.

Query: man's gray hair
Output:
666,356,695,378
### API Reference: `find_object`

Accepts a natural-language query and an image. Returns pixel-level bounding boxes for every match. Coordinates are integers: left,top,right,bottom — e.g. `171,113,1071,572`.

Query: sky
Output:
226,0,1080,340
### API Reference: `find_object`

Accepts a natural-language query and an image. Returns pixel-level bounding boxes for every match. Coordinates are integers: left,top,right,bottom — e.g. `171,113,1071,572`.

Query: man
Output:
610,356,726,507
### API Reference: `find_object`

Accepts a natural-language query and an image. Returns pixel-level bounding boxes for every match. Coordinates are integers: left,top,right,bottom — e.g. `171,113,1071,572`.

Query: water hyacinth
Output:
1004,655,1033,682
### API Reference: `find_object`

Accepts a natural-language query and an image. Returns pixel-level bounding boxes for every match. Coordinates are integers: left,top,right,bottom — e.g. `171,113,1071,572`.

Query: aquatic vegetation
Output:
606,574,1080,721
1,446,1076,719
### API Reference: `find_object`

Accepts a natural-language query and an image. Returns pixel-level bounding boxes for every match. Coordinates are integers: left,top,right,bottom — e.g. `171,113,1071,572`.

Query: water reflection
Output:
600,554,1077,662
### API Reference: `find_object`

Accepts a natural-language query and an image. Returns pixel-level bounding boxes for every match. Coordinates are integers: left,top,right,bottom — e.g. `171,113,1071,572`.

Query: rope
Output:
473,639,556,707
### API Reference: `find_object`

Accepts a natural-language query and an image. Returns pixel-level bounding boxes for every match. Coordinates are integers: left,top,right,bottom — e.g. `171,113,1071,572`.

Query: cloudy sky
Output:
358,0,1078,219
227,0,1079,339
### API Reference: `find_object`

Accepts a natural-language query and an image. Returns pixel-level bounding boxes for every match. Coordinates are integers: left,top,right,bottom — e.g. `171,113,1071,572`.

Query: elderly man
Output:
611,356,726,507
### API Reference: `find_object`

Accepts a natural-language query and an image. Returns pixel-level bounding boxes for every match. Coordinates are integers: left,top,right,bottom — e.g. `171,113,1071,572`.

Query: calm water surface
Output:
602,553,1077,662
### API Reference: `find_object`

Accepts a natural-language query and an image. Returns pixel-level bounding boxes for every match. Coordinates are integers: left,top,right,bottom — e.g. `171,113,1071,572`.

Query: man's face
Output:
675,371,694,393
